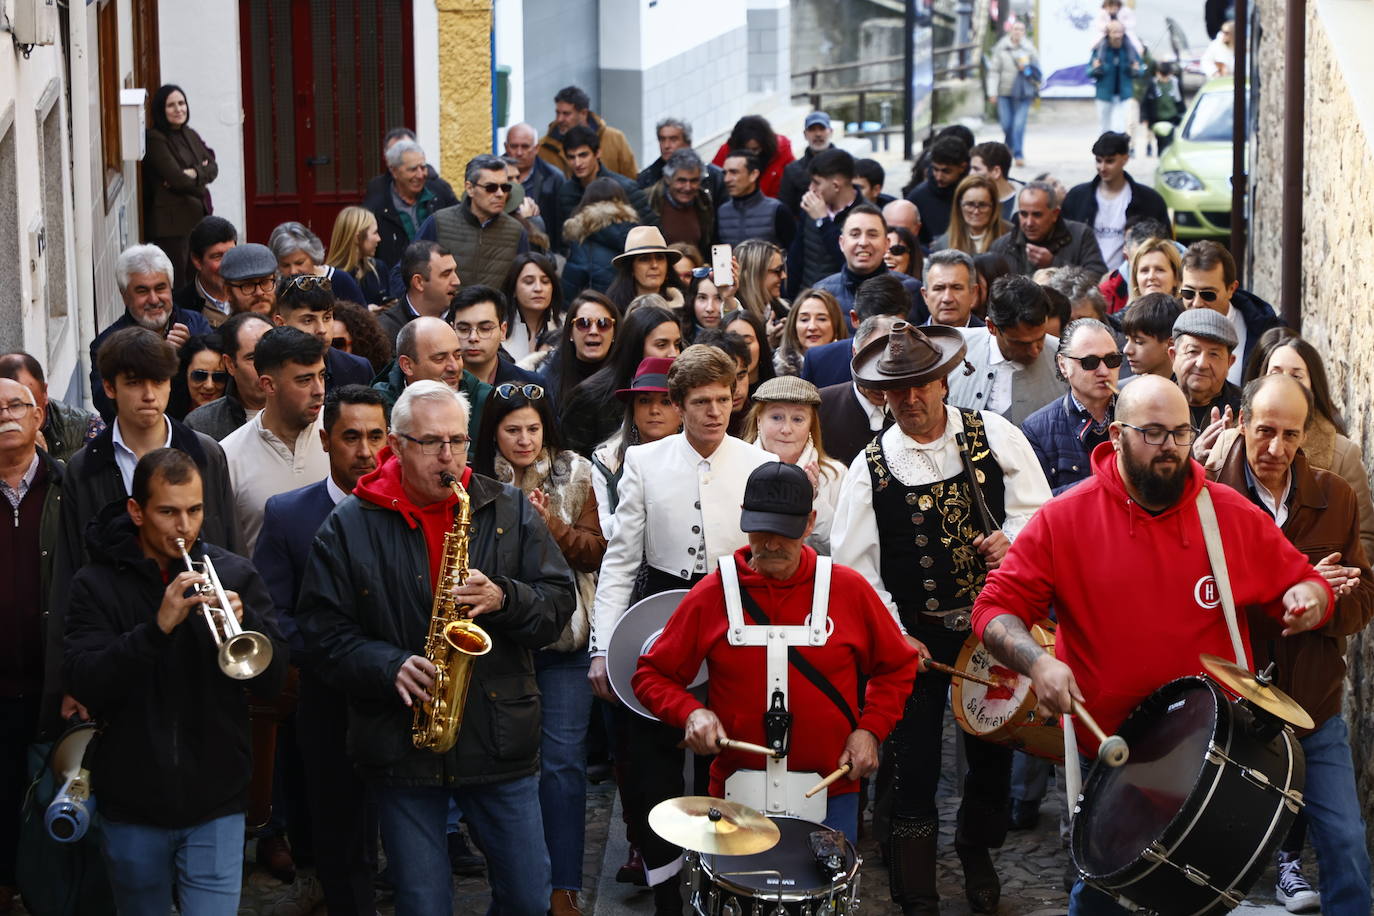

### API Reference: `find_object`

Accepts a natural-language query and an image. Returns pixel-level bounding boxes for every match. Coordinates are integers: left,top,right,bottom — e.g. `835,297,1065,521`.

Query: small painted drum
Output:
951,620,1064,763
687,816,861,916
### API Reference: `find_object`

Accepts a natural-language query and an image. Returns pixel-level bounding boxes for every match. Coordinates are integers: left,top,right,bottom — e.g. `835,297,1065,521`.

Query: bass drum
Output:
688,816,861,916
1071,676,1305,915
951,620,1063,762
606,589,706,720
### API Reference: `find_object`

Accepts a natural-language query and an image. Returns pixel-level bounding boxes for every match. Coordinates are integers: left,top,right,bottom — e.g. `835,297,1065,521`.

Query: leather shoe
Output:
257,834,297,884
1007,799,1040,831
616,846,647,886
448,829,486,877
550,888,583,915
956,842,1001,914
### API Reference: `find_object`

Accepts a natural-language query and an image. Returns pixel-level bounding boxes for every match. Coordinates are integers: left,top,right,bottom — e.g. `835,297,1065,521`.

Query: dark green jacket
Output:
295,472,575,787
371,362,492,443
43,399,103,463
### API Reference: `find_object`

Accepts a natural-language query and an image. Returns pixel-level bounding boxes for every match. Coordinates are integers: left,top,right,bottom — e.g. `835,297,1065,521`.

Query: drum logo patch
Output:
1193,575,1220,610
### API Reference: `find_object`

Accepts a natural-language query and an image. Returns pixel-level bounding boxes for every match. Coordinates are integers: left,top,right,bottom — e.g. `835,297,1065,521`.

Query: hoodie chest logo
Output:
1193,576,1220,610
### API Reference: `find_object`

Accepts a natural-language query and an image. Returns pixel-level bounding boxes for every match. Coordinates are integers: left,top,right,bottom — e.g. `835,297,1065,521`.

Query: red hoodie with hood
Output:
354,446,472,589
633,545,919,798
972,441,1331,748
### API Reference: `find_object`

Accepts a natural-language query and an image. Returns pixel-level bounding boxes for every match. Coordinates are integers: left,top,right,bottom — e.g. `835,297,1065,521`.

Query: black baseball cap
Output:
740,463,814,539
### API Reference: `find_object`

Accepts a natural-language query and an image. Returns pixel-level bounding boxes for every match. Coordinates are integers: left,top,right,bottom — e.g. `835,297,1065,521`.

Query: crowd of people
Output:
2,74,1370,916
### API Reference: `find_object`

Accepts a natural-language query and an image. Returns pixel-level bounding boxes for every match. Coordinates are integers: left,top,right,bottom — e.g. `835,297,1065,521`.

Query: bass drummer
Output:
972,375,1334,916
633,462,919,843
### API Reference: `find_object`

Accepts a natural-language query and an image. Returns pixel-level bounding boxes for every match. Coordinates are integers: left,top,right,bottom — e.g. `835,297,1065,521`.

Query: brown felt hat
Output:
850,321,968,390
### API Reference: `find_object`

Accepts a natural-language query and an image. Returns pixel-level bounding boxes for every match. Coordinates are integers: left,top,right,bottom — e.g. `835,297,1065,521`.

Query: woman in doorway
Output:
144,84,219,278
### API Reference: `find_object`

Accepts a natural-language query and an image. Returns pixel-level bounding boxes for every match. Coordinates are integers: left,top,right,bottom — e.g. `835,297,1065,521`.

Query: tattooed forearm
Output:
982,614,1048,676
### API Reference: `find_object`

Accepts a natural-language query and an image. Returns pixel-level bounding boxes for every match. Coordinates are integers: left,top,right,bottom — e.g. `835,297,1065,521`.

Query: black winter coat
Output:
295,473,575,787
62,507,286,827
1060,172,1170,240
363,176,460,274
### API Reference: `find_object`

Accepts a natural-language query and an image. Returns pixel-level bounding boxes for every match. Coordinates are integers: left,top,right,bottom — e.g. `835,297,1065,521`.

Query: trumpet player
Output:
296,380,575,916
62,447,286,915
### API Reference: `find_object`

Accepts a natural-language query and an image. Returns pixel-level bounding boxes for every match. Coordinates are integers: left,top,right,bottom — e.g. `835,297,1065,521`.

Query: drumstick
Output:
920,657,1001,689
717,737,782,759
805,763,853,798
1070,700,1129,767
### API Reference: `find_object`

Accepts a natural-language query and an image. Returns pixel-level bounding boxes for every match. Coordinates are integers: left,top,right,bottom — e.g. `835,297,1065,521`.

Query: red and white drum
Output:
951,620,1064,763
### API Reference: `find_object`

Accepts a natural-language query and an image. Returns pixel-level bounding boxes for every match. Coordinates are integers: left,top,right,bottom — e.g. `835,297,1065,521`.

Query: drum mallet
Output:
804,763,853,798
1071,701,1129,767
717,737,784,759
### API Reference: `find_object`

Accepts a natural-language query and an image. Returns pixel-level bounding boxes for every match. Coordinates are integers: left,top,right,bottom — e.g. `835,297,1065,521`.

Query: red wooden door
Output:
240,0,415,244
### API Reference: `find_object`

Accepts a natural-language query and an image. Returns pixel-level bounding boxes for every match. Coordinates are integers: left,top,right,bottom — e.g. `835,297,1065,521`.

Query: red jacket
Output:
971,442,1331,749
633,546,918,797
711,135,796,200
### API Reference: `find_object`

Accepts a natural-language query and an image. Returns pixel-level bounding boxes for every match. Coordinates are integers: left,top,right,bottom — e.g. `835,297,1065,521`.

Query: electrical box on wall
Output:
13,0,58,49
119,89,147,162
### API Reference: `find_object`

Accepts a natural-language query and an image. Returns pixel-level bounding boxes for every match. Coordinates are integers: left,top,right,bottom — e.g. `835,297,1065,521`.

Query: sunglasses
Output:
495,383,545,400
473,182,513,195
330,337,351,351
1179,288,1219,303
282,274,333,292
690,266,713,279
888,244,909,256
572,316,615,331
1062,352,1124,370
189,369,229,384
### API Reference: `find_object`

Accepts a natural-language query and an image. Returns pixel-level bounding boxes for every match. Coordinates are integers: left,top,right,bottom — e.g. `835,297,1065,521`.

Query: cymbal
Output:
648,796,781,856
1200,654,1314,730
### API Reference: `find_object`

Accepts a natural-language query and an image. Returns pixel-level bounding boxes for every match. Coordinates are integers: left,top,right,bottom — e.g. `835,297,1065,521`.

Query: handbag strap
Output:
1195,485,1249,669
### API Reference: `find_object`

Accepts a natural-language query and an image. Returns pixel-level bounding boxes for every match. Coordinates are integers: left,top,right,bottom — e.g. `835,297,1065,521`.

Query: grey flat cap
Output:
220,243,278,283
1172,308,1238,350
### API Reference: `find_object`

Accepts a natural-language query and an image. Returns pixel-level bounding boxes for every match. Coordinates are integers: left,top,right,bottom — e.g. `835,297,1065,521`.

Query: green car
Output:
1155,77,1235,239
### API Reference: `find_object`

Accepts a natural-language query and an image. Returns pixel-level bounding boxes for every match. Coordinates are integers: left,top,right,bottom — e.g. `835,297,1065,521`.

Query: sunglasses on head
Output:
1179,287,1219,303
189,369,229,384
888,244,909,256
495,383,545,400
690,266,713,279
473,182,513,195
1062,352,1124,370
572,316,615,331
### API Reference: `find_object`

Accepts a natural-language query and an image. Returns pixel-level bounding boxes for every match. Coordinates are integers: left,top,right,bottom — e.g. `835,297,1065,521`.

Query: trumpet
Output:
176,538,274,679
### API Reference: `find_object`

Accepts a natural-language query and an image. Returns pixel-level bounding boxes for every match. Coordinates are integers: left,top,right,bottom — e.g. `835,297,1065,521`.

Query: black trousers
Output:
0,696,39,887
885,623,1011,848
296,671,377,915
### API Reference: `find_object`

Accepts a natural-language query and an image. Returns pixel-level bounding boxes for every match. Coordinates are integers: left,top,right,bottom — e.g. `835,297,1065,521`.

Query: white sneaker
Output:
1276,852,1321,913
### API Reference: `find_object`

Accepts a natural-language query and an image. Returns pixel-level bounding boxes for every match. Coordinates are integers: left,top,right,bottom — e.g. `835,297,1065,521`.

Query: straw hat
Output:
612,226,682,266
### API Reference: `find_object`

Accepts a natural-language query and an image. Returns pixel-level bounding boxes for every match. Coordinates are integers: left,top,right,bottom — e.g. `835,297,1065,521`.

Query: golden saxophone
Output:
412,472,493,753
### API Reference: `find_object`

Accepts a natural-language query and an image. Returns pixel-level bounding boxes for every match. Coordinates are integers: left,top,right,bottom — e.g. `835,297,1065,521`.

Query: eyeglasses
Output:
0,400,36,418
1179,288,1219,303
189,369,230,384
572,316,615,331
1061,352,1124,370
330,337,351,351
397,432,470,455
888,244,909,256
229,276,276,293
1116,422,1198,446
454,321,502,339
960,200,994,211
283,274,332,292
495,383,545,400
473,182,513,195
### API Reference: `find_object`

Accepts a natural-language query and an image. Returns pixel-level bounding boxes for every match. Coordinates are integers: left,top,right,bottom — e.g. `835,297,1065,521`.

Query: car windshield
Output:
1183,91,1234,143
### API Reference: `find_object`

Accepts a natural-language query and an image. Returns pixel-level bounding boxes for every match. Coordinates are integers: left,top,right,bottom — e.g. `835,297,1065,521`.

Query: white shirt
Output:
853,383,887,431
111,416,173,493
221,410,330,553
985,342,1016,415
1093,184,1132,268
326,474,349,506
1225,304,1247,385
831,407,1051,622
1246,462,1292,529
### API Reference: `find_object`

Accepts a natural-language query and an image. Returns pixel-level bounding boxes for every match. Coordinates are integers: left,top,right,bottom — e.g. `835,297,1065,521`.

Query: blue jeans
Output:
822,791,859,846
997,96,1031,159
535,648,592,892
101,812,245,916
375,775,550,916
1298,714,1371,914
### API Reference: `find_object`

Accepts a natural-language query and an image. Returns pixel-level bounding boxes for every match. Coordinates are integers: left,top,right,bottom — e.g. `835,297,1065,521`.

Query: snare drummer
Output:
831,320,1051,915
972,375,1335,916
633,463,919,844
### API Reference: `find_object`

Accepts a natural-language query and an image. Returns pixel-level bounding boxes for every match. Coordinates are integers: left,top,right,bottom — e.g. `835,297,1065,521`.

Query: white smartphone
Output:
711,244,733,287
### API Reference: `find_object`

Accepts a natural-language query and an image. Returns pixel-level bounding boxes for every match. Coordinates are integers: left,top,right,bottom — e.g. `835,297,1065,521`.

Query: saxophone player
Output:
297,380,576,916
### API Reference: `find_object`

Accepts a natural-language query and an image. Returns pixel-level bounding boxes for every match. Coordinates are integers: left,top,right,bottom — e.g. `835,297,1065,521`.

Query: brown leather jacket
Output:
1208,436,1374,733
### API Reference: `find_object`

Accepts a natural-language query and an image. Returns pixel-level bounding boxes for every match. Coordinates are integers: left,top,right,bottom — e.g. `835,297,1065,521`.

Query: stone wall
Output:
1250,0,1374,847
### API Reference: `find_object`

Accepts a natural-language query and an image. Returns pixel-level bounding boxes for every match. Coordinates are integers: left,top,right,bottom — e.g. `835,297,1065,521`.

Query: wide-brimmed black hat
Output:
850,321,967,390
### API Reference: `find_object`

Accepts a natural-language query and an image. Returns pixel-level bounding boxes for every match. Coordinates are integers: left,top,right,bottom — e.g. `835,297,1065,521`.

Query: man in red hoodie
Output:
634,463,918,848
972,374,1333,915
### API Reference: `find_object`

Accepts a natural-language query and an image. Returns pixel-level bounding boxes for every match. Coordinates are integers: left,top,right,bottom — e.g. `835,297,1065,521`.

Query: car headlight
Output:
1161,170,1204,192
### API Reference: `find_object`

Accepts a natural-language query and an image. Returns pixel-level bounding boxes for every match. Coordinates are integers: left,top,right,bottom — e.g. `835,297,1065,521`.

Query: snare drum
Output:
687,816,861,916
951,620,1064,763
1071,676,1305,914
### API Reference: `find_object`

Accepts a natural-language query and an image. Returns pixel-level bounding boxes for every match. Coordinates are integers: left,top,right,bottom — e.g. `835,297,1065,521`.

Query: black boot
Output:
888,817,939,916
956,842,1001,914
652,873,683,916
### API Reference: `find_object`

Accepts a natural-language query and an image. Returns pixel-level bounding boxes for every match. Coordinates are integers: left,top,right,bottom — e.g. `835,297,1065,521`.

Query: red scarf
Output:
355,447,472,589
